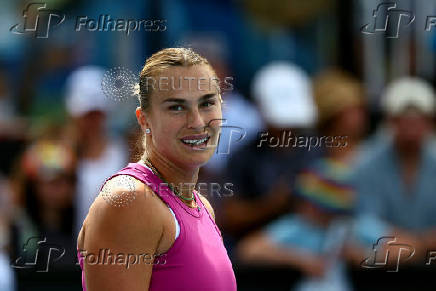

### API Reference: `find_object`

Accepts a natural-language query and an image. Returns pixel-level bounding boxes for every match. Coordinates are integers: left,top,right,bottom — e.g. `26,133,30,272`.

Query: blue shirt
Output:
264,213,352,291
265,213,326,254
352,138,436,232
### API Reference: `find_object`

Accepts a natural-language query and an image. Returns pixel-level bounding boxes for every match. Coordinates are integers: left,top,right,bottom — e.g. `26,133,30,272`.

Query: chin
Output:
182,150,215,168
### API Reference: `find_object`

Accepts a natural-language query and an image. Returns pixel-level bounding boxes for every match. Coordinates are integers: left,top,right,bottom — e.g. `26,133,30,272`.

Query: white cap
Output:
65,66,111,117
382,77,435,116
252,61,317,128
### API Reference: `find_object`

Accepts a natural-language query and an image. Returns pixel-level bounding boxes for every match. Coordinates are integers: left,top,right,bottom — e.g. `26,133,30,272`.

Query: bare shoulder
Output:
79,175,164,290
198,192,215,221
81,174,163,250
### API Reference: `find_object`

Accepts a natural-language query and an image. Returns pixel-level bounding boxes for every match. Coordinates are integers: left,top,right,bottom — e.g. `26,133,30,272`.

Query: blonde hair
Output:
313,69,364,127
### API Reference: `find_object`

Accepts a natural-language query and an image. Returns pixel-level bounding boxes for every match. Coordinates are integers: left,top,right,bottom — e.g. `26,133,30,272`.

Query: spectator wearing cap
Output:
221,62,320,259
236,70,367,291
64,66,128,235
237,147,356,291
351,77,436,264
312,70,367,165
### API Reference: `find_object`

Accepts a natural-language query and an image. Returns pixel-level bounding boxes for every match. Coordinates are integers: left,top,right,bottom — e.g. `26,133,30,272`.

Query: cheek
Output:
153,116,183,144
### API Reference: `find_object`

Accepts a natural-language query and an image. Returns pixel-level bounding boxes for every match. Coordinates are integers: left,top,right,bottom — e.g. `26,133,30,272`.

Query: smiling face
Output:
137,64,223,170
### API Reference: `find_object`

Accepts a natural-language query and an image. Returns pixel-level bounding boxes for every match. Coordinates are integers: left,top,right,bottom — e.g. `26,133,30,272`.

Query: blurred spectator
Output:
0,70,15,124
64,66,128,235
0,69,28,176
220,62,319,258
203,91,264,176
10,133,78,270
312,70,367,164
351,77,436,262
0,174,15,291
237,158,355,291
236,70,367,291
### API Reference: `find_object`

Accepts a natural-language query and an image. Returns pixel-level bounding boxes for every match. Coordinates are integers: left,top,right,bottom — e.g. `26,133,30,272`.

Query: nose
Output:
187,108,206,130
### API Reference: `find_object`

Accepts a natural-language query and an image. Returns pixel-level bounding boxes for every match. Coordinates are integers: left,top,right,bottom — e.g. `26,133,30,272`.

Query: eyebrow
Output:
162,93,217,104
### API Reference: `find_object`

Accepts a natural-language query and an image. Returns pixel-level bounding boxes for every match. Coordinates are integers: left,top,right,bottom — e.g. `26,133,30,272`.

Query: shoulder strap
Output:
98,163,179,208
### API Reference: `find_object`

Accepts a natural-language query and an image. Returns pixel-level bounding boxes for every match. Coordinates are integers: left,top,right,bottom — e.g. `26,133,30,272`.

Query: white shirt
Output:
75,140,127,235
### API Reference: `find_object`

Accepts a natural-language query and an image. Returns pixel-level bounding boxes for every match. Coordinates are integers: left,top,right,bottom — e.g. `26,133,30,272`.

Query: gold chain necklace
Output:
142,159,196,203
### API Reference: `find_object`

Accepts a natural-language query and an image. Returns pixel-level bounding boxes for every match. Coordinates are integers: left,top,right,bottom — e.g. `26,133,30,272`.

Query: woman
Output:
77,48,237,291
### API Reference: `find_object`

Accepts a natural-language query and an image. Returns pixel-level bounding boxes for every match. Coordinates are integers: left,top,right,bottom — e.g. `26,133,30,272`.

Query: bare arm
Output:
78,176,163,291
221,178,291,235
344,227,423,267
236,230,326,277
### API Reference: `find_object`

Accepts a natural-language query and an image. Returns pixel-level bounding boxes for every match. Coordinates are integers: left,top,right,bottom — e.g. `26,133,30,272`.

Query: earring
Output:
145,128,151,134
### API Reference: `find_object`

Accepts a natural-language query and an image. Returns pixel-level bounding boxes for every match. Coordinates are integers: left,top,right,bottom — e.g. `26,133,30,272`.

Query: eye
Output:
201,100,216,108
169,105,184,111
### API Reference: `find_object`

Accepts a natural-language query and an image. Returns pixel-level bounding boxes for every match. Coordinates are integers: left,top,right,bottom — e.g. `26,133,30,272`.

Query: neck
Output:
140,150,199,199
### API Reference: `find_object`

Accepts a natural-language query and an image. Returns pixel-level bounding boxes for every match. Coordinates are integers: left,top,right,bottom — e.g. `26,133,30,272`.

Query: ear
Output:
135,107,148,129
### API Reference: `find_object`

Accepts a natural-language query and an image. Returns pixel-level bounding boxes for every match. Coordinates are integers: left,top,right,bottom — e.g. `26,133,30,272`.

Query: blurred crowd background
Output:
2,0,436,290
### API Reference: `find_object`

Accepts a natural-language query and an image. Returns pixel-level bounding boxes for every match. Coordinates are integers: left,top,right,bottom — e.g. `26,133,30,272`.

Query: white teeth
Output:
182,137,208,145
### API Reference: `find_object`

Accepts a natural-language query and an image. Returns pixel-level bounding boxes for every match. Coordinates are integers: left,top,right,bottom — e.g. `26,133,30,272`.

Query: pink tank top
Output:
77,162,237,291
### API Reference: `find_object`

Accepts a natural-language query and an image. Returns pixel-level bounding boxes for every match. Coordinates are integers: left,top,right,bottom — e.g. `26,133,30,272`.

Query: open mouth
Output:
180,135,211,149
